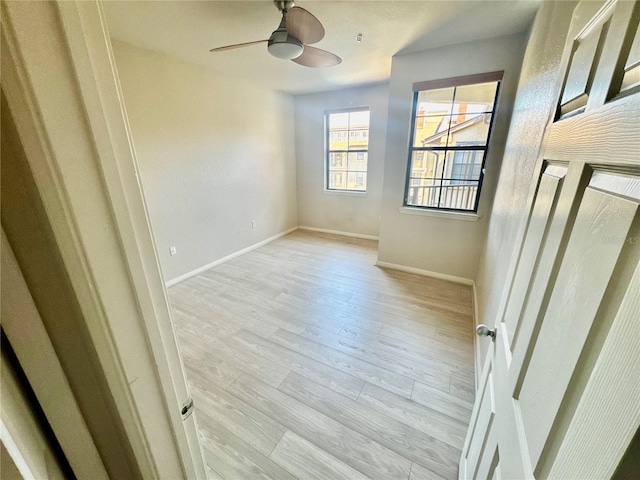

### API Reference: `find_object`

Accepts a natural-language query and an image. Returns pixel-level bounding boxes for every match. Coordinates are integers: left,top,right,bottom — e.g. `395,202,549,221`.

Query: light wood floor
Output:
169,230,476,480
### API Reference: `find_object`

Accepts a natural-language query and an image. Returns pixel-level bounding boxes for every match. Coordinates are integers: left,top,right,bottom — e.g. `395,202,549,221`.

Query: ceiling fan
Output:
209,0,341,68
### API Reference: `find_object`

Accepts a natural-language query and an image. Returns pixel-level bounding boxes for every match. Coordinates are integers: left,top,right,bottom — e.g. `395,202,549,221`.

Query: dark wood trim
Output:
323,106,369,115
412,71,504,92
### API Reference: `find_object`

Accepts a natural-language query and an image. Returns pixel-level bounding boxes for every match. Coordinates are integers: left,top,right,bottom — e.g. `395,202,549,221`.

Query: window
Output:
326,108,370,192
405,72,502,212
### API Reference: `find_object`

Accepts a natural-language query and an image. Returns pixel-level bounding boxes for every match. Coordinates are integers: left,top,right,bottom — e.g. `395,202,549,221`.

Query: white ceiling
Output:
103,0,541,95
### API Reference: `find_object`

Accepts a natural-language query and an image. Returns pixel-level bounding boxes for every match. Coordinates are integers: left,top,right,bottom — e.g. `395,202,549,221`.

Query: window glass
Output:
446,115,491,147
409,151,445,179
348,152,368,172
329,171,346,190
326,108,370,192
453,82,498,113
416,87,455,116
405,78,500,211
413,116,451,148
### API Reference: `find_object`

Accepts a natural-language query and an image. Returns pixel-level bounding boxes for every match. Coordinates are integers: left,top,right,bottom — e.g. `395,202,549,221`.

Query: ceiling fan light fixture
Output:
268,28,304,59
210,3,339,68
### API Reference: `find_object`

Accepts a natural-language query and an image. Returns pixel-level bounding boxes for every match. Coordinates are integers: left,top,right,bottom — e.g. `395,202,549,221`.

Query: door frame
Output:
2,1,205,478
1,229,108,479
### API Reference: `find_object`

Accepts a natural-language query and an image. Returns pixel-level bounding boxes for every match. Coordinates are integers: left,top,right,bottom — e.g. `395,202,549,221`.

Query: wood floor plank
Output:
375,315,473,342
205,464,225,480
188,370,286,456
239,251,470,312
344,283,474,319
449,374,476,404
236,248,470,330
177,277,349,339
201,266,283,300
378,325,474,364
410,463,448,480
228,373,411,480
230,329,365,400
303,266,465,308
177,279,304,337
183,264,370,335
339,326,474,377
370,289,473,318
240,237,470,332
270,430,372,480
269,328,415,398
279,372,461,479
225,260,356,305
176,319,290,388
411,381,474,422
378,268,472,302
196,408,296,480
179,342,242,389
357,382,467,449
173,297,280,339
172,303,240,339
379,324,473,357
299,326,451,391
174,330,242,388
300,287,471,329
270,291,385,334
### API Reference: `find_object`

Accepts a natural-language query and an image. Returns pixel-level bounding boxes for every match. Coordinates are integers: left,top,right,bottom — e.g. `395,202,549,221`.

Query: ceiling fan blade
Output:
292,46,341,68
286,6,324,45
209,40,268,53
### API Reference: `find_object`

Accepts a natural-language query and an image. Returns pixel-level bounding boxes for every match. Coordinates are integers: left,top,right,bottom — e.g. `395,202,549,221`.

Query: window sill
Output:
323,189,368,197
398,207,481,222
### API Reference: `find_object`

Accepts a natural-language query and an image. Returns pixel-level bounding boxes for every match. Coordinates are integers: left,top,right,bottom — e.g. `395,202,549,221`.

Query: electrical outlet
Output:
169,246,177,256
251,220,257,228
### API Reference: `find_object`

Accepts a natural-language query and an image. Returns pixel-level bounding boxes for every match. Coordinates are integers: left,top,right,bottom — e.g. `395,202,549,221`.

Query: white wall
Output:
377,33,527,280
112,41,298,282
294,83,389,237
474,1,577,365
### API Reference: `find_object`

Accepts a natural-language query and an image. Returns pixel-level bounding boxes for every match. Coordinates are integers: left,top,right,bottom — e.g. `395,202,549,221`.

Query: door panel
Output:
590,0,639,105
507,163,589,394
504,165,567,346
477,445,499,480
617,8,640,92
494,325,531,480
518,172,640,466
546,259,640,479
559,4,612,116
460,355,495,479
491,462,501,480
460,1,640,478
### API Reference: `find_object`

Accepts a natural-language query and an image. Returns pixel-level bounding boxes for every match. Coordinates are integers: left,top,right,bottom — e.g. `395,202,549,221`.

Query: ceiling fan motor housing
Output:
268,27,303,59
274,1,295,12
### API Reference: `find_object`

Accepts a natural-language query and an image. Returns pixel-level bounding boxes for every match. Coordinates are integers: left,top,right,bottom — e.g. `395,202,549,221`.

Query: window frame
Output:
325,107,370,193
404,71,503,213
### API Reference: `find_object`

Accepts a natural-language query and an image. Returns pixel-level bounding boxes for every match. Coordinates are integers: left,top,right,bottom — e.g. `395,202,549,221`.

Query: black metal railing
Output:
408,183,478,210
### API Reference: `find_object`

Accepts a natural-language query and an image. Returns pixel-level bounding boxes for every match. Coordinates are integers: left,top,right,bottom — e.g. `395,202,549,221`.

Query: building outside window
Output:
405,72,502,211
326,108,370,192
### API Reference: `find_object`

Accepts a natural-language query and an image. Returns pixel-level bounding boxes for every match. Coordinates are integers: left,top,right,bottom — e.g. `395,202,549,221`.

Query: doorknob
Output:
476,324,496,341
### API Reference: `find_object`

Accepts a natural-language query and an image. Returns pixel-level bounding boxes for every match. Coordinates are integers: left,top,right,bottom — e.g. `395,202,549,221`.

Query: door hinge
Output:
181,397,194,420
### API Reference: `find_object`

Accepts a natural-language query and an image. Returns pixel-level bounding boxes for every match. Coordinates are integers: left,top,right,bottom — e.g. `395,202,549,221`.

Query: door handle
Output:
476,324,496,341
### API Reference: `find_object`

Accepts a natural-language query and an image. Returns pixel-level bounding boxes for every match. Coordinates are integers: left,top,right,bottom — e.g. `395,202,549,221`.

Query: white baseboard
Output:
298,226,379,241
375,260,474,286
165,226,298,287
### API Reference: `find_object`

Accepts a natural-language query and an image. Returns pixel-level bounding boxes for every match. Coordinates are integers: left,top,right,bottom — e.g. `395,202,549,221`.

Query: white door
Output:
460,1,640,478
